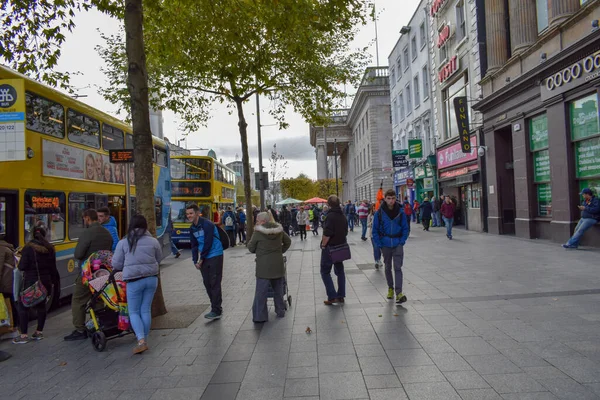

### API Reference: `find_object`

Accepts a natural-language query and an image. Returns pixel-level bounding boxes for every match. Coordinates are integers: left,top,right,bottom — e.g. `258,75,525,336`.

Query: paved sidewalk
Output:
2,227,600,400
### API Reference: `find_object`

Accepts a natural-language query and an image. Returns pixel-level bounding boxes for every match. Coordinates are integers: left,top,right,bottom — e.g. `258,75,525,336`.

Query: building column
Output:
511,118,536,238
485,0,510,74
484,128,501,234
508,0,538,54
316,145,327,180
549,0,580,26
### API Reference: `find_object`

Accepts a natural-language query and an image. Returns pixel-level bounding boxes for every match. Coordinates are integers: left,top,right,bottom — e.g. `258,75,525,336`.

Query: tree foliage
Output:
315,179,342,200
280,174,317,201
96,0,370,239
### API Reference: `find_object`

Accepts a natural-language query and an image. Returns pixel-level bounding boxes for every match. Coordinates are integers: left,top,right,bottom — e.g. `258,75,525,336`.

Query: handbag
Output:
19,252,48,308
328,243,351,263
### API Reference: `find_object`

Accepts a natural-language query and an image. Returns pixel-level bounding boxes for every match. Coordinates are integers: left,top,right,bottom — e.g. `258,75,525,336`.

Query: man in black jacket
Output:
64,209,113,341
320,195,349,305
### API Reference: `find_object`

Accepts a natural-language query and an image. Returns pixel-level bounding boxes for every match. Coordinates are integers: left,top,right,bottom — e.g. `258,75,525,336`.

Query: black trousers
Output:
200,255,224,315
422,218,431,231
226,229,236,247
298,225,307,239
17,279,51,334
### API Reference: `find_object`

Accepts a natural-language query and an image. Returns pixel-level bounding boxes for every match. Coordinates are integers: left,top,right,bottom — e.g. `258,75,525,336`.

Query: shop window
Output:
411,36,418,61
536,0,549,33
468,184,481,209
442,74,468,140
24,190,66,243
25,92,65,138
570,94,600,188
67,109,100,149
529,113,551,216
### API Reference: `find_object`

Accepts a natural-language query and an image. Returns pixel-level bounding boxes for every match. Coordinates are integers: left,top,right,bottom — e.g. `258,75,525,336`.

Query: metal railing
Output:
361,66,389,86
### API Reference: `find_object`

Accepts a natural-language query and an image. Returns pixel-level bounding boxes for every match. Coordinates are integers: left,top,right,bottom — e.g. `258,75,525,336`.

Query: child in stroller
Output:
81,251,132,351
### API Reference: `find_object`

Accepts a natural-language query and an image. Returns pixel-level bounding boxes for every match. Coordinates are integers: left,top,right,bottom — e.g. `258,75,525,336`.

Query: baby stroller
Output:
81,251,132,351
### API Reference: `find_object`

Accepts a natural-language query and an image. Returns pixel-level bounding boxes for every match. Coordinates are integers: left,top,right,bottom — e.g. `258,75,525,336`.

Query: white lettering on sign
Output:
0,88,14,103
545,52,600,91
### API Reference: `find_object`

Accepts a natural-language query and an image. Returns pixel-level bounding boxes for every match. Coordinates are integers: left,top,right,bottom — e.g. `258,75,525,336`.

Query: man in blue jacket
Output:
186,203,224,319
97,207,119,251
563,188,600,249
372,189,410,304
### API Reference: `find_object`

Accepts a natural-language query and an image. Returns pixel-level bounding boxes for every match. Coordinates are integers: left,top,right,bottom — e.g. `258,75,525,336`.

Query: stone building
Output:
430,0,488,232
474,0,600,246
310,67,393,202
389,0,437,203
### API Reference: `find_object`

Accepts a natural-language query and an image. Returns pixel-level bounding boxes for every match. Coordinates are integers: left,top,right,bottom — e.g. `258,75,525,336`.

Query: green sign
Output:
392,149,409,156
529,113,548,151
533,149,550,182
575,137,600,178
408,139,423,159
570,94,599,141
537,183,552,217
414,165,426,179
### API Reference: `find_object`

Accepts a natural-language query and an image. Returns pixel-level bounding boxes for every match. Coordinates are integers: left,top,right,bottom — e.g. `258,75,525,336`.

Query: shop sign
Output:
541,50,600,101
430,0,449,16
437,24,451,48
533,150,551,182
437,135,477,169
0,79,26,162
414,165,426,179
537,183,552,217
570,94,599,141
453,96,471,153
394,168,413,185
408,139,423,159
529,114,548,151
423,177,434,190
575,136,600,178
439,56,458,83
439,163,478,179
392,149,409,168
407,178,415,188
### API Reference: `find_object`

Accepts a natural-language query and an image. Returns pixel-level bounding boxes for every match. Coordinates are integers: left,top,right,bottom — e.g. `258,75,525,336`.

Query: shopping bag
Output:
0,296,14,335
0,294,10,327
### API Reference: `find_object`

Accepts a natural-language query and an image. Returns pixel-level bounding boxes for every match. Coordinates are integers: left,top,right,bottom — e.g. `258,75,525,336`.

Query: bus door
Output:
0,191,19,248
108,196,125,238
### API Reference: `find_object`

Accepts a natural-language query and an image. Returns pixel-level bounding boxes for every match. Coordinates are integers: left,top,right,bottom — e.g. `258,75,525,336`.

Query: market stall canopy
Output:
304,197,328,204
276,197,303,205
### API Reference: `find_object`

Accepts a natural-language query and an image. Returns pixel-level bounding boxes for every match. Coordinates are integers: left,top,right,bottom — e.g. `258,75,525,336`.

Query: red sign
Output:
407,178,415,188
439,164,478,179
437,136,478,169
437,24,450,48
430,0,449,16
439,56,458,83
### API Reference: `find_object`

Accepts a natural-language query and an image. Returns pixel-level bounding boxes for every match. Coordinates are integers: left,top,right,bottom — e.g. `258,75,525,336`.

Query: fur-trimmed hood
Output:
26,241,52,254
254,222,284,236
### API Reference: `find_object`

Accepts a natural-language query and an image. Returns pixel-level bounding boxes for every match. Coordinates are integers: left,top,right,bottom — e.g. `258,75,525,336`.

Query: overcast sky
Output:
56,0,422,179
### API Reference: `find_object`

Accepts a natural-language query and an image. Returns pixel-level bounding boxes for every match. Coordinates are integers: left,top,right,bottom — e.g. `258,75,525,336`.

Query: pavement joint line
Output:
416,288,600,304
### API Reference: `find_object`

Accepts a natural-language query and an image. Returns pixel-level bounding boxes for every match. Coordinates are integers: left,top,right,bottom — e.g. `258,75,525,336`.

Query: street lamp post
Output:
256,92,266,211
334,139,339,197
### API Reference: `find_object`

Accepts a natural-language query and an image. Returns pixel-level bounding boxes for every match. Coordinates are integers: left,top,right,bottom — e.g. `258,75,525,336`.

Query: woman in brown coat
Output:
0,234,17,337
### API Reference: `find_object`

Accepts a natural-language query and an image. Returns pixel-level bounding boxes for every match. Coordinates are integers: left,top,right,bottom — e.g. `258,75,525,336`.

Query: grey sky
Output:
56,0,421,179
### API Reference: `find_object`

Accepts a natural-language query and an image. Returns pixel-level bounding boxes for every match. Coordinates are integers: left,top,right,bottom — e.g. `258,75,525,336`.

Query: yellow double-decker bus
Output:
0,65,172,307
170,155,235,245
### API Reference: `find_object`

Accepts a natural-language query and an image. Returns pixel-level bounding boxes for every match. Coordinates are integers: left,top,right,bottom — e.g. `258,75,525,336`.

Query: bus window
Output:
25,91,65,138
125,133,134,149
24,191,66,243
186,158,211,180
67,193,96,240
67,109,100,149
102,124,125,150
155,197,163,227
155,148,168,167
170,159,186,180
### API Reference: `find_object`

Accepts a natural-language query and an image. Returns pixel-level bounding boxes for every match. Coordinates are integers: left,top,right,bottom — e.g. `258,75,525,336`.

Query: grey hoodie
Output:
112,232,161,281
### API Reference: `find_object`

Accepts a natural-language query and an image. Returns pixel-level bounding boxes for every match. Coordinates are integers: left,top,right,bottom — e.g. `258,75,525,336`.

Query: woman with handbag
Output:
111,215,161,355
319,195,349,305
14,226,58,344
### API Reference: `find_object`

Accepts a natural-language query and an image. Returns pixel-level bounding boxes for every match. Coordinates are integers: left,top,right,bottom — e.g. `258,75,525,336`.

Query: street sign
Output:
254,171,269,190
393,149,409,167
408,139,423,159
109,149,134,163
453,96,471,154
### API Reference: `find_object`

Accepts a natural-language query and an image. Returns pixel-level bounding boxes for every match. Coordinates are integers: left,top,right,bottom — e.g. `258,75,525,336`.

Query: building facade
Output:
474,0,600,246
226,160,255,190
310,67,393,202
430,0,487,231
389,0,437,202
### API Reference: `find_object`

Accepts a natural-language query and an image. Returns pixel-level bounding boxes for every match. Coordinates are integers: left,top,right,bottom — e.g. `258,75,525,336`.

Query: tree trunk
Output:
124,0,167,317
235,98,254,241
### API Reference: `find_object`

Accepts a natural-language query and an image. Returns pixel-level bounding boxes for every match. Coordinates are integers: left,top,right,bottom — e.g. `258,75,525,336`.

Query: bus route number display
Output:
109,149,134,163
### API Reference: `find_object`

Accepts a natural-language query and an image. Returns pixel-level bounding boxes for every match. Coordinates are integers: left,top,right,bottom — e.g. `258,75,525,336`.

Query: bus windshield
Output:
171,201,212,223
171,158,212,180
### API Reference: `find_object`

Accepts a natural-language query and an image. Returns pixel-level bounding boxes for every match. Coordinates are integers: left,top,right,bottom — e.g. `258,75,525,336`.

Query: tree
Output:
315,179,342,200
280,174,317,201
96,0,370,240
1,0,168,317
268,144,288,205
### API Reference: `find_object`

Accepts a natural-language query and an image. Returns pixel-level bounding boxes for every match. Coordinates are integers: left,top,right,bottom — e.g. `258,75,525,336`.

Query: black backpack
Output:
216,225,230,249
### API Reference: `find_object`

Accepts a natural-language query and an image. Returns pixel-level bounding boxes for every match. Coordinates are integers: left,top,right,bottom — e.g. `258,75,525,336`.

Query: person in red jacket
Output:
440,196,456,240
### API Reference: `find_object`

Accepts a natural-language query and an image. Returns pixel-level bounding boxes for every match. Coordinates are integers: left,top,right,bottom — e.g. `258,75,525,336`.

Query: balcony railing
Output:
361,66,389,87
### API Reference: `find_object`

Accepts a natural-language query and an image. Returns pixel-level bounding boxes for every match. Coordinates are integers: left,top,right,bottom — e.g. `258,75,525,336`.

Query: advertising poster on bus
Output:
42,139,135,184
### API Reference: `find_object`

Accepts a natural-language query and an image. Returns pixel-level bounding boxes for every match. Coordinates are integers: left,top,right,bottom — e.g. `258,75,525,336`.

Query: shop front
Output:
474,32,600,246
436,135,484,231
394,167,414,201
413,160,437,202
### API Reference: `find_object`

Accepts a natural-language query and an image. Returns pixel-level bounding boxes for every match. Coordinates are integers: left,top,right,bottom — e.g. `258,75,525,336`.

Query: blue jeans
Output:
127,276,158,341
567,218,598,247
360,218,367,238
371,238,381,262
348,216,354,231
320,248,346,300
170,239,179,255
432,211,441,227
443,217,454,238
